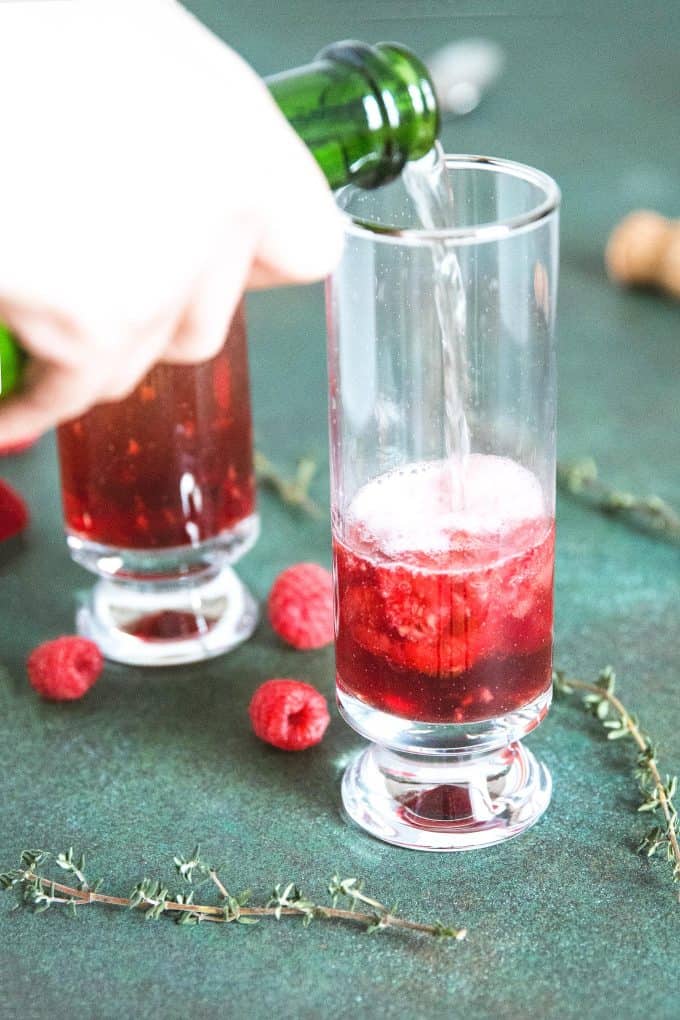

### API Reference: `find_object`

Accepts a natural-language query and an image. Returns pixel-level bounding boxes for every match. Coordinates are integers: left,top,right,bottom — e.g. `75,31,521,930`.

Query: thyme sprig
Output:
557,458,680,542
554,667,680,898
254,451,321,517
0,846,467,942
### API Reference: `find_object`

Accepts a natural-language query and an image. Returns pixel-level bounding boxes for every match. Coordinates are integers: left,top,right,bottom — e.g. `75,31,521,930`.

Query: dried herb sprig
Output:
557,458,680,542
0,846,467,942
254,451,321,517
554,667,680,898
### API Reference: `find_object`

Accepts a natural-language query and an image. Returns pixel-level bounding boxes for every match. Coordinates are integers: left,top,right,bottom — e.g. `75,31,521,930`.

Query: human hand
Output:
0,0,343,443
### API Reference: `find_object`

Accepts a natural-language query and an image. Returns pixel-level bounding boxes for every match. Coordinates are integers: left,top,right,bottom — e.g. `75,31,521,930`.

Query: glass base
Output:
76,564,259,666
337,684,552,756
66,512,259,580
337,686,552,850
341,740,551,851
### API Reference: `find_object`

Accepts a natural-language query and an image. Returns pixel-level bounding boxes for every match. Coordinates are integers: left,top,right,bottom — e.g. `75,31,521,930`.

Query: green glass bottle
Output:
0,40,439,398
266,40,439,190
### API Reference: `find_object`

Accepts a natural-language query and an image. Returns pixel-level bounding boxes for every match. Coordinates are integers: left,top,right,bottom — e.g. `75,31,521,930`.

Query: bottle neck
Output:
266,41,439,190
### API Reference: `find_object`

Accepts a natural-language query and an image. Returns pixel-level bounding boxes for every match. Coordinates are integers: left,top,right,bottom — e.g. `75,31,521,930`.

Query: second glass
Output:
327,155,560,850
57,300,259,666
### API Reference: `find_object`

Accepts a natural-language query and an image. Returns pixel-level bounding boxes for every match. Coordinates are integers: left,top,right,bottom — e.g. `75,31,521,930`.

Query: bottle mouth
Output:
336,154,561,245
317,39,440,188
372,42,440,160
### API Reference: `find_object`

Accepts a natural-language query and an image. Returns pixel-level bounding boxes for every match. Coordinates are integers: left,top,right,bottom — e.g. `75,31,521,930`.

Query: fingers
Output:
245,256,324,292
169,10,346,284
0,360,97,442
0,302,171,439
99,330,169,402
248,104,345,288
161,232,256,365
0,305,93,441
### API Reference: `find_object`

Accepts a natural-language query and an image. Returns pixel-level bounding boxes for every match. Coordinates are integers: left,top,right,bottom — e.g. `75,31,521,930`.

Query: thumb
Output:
247,111,345,289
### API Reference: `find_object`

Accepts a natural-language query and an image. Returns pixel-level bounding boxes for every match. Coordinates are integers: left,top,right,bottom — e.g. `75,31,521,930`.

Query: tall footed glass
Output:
57,300,258,666
327,155,560,849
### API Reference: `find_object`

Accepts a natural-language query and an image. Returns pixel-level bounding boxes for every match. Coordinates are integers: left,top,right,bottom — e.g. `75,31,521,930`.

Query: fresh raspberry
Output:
268,563,334,650
0,436,38,457
249,679,330,751
27,636,103,701
0,479,29,541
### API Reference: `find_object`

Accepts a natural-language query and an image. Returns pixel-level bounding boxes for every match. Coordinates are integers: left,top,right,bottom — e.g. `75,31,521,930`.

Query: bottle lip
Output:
336,154,561,246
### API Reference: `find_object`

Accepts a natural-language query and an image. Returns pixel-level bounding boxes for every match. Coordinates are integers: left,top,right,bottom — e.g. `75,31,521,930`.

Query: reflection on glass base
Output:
341,739,551,851
76,564,259,667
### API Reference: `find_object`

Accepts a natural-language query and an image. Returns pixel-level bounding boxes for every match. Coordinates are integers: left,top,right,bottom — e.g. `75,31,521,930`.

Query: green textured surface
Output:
2,2,680,1017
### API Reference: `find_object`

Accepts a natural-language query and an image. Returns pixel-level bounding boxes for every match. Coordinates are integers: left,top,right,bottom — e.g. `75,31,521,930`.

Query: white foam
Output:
348,455,544,556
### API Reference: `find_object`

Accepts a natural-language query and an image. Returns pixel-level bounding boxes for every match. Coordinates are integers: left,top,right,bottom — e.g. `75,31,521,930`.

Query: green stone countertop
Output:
1,2,679,1017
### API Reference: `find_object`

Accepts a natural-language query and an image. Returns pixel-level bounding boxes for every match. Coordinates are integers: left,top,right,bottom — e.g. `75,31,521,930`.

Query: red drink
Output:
57,304,255,550
334,456,554,724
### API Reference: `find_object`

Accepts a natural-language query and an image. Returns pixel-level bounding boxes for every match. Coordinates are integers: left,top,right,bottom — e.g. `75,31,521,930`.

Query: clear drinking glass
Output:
327,155,560,850
57,300,259,666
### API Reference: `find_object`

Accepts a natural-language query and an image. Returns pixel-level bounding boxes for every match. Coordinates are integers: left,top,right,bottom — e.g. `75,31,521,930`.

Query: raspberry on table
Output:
249,678,330,751
268,562,334,650
27,636,103,701
0,479,29,541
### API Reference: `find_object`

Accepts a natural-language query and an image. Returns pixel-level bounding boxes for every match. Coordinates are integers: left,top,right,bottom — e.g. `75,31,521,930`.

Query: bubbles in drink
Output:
348,455,545,560
334,455,554,723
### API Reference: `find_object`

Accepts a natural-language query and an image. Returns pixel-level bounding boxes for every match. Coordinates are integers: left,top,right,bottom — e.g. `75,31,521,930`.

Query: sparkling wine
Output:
334,455,554,724
402,142,470,505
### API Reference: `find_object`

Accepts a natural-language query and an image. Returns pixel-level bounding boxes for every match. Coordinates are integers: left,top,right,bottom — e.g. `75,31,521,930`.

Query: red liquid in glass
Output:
334,457,554,724
57,304,255,549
